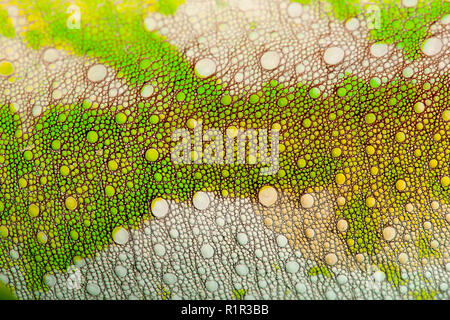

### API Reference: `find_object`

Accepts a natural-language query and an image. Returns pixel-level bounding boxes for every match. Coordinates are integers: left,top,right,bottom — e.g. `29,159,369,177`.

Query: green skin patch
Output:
0,6,15,38
156,0,186,15
292,0,450,60
0,281,17,300
0,0,448,295
308,265,333,278
0,70,447,292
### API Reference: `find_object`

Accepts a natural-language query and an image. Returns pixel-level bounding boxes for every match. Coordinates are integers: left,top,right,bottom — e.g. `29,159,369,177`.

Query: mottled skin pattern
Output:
0,0,448,300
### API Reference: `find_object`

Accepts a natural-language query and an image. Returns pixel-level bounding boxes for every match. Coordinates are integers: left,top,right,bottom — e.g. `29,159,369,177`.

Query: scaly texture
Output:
0,0,448,300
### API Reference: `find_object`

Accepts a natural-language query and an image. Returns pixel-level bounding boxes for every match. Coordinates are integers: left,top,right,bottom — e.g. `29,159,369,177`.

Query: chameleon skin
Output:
0,0,448,299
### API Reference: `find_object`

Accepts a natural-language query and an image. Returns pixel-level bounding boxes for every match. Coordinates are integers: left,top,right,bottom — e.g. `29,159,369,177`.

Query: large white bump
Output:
323,46,345,65
421,37,443,56
287,3,302,18
87,64,107,82
370,43,388,57
112,227,129,245
43,48,60,63
195,58,216,78
193,191,210,210
151,197,169,219
260,51,281,70
258,186,278,207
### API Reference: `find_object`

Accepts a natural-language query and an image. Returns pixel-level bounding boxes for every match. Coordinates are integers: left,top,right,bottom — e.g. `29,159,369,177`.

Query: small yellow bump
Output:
190,151,200,161
18,178,27,188
37,231,48,244
396,179,406,192
60,165,70,176
337,196,346,206
414,149,421,157
433,133,441,141
108,160,119,171
429,159,438,168
395,132,406,143
297,158,306,168
0,226,8,238
0,61,14,76
442,109,449,121
335,173,346,185
366,145,375,155
65,196,78,211
366,197,376,208
331,147,342,158
226,126,239,138
414,102,425,113
272,123,281,131
28,204,40,218
186,118,197,129
441,176,449,188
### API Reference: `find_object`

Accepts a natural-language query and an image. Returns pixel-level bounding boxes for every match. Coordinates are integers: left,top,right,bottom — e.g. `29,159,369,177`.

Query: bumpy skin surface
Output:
0,0,449,300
